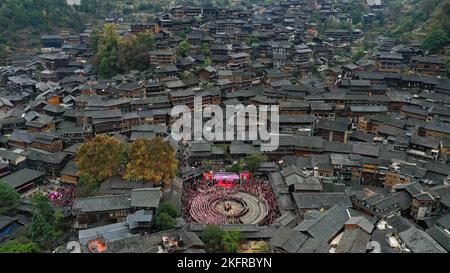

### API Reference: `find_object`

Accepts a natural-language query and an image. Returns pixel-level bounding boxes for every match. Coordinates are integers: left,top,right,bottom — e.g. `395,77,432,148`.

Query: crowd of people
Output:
238,179,280,226
182,176,280,226
44,185,75,207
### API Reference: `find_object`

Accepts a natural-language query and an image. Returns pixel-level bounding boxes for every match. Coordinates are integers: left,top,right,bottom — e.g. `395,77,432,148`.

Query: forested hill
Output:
1,0,450,59
0,0,86,58
382,0,450,53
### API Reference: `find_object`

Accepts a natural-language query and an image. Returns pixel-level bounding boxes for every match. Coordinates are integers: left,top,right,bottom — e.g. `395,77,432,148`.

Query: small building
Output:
0,168,46,194
72,188,162,229
316,119,349,143
149,50,176,66
30,132,63,153
375,52,403,73
41,35,64,48
60,160,78,185
199,66,217,81
410,56,447,78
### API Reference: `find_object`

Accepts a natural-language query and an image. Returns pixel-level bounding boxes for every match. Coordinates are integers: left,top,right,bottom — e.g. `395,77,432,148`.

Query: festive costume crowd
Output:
44,185,75,207
182,177,280,226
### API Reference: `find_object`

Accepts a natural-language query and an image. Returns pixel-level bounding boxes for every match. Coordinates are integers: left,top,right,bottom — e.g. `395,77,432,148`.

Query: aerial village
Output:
0,0,450,254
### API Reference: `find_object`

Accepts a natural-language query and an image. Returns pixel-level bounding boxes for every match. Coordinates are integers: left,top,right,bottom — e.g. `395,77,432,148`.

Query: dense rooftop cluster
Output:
0,0,450,253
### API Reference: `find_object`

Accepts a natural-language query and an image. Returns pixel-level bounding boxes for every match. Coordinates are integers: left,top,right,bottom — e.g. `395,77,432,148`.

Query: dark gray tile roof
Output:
130,188,161,208
60,160,78,177
399,227,447,253
316,119,348,132
78,221,131,246
292,192,351,209
297,237,331,253
294,205,354,242
270,226,308,253
336,228,371,253
426,226,450,252
437,214,450,230
0,168,45,189
73,194,131,213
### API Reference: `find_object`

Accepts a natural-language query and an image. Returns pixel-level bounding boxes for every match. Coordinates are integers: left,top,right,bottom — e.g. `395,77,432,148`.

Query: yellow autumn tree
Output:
75,135,123,182
124,138,178,185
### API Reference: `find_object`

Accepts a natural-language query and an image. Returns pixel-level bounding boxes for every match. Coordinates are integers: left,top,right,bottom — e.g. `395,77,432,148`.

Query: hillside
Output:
384,0,450,53
1,0,450,60
0,0,87,58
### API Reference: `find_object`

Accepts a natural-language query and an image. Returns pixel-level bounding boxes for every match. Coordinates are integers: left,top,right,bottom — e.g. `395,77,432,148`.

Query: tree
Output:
201,225,225,252
53,209,64,229
89,28,101,55
0,183,20,215
117,31,154,72
28,193,59,247
159,202,179,218
178,40,190,58
135,31,155,51
92,24,120,78
0,240,40,253
226,160,244,173
75,173,100,198
76,135,124,182
351,48,365,62
201,43,211,56
31,193,54,224
98,48,117,78
242,155,268,173
124,138,178,184
91,24,155,77
28,210,56,245
246,36,259,46
153,212,176,231
221,230,241,253
201,57,212,69
439,0,450,36
421,28,449,53
201,160,214,171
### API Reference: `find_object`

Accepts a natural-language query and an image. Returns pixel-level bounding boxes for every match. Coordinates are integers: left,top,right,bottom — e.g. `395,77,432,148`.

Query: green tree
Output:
439,0,450,36
28,193,60,246
421,28,449,53
98,52,117,79
242,155,268,173
0,240,41,253
75,173,100,198
201,160,214,171
159,202,179,218
351,48,365,62
153,212,176,231
92,24,120,78
246,36,259,46
225,161,243,173
28,210,56,245
221,230,241,253
53,209,64,229
0,183,20,215
31,193,54,224
201,43,211,56
201,57,212,69
178,40,190,58
89,28,101,55
117,31,154,72
201,225,225,252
